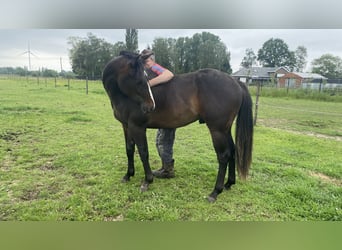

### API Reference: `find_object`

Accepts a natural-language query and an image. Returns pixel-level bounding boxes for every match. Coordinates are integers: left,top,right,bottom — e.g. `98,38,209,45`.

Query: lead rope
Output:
144,70,150,84
144,70,156,110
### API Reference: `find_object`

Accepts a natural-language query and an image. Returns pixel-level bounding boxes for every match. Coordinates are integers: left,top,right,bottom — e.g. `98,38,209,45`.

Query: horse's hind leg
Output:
207,129,230,202
225,133,236,190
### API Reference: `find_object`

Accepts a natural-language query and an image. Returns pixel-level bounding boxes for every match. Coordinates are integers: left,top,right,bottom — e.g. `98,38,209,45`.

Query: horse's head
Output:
117,51,155,113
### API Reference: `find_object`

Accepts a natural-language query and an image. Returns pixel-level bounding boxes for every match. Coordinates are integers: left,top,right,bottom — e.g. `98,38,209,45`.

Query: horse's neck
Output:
105,79,124,105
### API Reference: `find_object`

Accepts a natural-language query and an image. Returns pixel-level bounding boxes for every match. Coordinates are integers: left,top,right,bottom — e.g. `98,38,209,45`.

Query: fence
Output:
3,72,342,99
302,82,342,92
249,78,342,95
0,74,103,95
248,80,342,125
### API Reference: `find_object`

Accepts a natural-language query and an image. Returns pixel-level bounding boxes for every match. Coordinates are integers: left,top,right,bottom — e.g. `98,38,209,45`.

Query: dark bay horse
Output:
102,51,253,202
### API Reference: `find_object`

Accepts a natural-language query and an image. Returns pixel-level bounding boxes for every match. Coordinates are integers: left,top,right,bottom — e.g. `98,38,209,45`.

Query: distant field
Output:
0,78,341,221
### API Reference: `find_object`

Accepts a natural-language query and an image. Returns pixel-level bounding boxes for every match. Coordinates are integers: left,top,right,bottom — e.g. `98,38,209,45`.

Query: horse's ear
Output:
125,56,142,78
126,56,139,68
137,53,145,63
126,61,135,74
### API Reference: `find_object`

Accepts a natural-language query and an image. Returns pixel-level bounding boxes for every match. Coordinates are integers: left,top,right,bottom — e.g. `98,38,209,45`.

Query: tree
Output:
113,41,127,56
68,33,115,78
257,38,295,68
41,68,58,77
241,48,257,68
173,37,188,73
311,54,342,78
125,29,138,52
294,46,307,72
141,32,232,74
196,32,231,73
15,67,27,76
166,38,178,73
151,37,173,70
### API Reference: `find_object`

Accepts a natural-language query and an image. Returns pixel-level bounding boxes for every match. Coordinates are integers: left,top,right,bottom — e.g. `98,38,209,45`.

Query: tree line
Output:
149,32,231,74
67,29,232,79
67,30,341,79
241,38,342,79
0,66,76,78
2,30,341,79
242,38,308,72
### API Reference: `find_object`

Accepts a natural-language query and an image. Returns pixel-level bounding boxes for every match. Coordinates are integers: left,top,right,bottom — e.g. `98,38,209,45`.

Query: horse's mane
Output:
120,50,139,59
119,51,145,78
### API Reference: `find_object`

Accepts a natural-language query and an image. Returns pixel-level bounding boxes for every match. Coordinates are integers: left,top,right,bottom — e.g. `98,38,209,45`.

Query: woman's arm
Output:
149,69,174,87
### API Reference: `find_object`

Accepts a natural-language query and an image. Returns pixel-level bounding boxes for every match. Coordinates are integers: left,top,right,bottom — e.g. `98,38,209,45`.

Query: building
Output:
232,67,290,84
278,72,327,88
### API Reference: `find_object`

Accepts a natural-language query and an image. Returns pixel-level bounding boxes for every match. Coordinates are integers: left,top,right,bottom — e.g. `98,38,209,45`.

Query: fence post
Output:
68,78,70,90
86,77,89,95
319,78,323,93
253,81,261,126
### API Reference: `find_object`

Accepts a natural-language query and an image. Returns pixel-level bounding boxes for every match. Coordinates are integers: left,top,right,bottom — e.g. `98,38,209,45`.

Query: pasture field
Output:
0,77,341,221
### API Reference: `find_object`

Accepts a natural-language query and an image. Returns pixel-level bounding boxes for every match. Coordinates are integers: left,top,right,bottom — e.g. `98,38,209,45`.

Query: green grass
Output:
256,97,342,137
249,85,342,102
0,77,341,221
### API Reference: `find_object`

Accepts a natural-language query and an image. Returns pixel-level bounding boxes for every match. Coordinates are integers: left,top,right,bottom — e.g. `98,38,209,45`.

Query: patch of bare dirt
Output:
285,129,342,141
104,214,124,221
1,156,12,172
39,161,55,171
308,171,341,186
20,186,42,201
258,119,342,141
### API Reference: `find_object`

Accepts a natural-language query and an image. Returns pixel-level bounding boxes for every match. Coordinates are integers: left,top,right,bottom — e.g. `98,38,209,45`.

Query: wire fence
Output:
1,74,341,128
0,74,103,95
283,80,342,94
2,72,342,103
247,80,342,98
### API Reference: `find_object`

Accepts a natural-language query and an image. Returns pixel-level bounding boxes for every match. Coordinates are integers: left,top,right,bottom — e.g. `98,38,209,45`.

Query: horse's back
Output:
195,68,242,92
147,68,244,129
157,68,241,97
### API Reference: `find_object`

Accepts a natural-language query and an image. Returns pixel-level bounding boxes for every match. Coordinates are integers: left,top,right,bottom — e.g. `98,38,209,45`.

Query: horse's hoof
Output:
122,176,129,183
207,196,216,203
140,183,149,192
224,182,235,190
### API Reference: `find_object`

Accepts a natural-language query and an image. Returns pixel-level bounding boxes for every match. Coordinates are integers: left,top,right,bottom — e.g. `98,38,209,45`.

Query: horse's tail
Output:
235,81,254,179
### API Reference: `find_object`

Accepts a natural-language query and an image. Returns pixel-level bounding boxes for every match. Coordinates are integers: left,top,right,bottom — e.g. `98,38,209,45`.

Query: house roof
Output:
291,72,327,79
232,67,289,79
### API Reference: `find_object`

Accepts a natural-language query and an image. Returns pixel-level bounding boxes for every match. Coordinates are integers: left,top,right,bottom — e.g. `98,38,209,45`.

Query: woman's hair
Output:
141,49,155,61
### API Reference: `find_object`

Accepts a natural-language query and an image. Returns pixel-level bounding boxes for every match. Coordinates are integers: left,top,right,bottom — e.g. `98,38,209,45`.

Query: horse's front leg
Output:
128,125,153,192
122,125,135,182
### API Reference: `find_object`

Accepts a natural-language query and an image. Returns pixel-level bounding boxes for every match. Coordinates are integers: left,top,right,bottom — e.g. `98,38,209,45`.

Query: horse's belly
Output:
146,112,198,129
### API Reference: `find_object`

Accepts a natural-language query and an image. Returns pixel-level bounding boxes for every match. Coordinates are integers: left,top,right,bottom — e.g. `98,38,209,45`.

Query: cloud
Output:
1,29,342,72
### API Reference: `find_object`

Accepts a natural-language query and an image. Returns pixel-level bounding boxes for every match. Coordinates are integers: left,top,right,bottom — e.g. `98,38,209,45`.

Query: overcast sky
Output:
1,29,342,73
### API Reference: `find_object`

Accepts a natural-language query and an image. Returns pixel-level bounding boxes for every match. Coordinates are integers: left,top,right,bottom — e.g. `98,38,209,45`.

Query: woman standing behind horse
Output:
141,49,176,179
